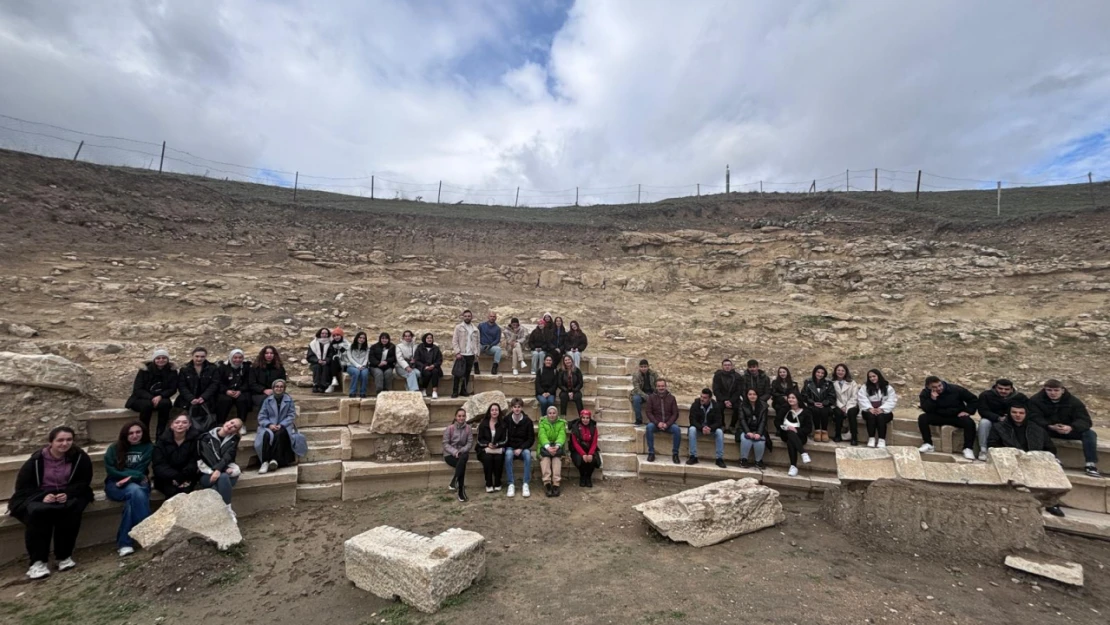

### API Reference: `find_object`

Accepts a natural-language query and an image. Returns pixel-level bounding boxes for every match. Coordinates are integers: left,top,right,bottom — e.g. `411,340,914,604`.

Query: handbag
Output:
451,357,467,378
189,404,217,433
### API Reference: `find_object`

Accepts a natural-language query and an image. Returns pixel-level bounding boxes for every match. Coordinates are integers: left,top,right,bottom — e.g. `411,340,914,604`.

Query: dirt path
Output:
1,480,1107,625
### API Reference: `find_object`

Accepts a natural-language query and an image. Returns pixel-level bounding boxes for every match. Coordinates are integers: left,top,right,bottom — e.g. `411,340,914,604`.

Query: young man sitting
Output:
688,388,726,468
987,403,1063,517
1028,379,1101,478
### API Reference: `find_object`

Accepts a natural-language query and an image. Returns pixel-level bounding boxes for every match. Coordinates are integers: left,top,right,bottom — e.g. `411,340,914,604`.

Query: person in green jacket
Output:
537,406,567,497
103,421,153,557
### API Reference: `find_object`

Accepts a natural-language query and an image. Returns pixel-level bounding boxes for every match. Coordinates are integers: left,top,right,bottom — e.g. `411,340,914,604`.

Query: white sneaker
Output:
522,483,531,498
506,484,515,498
512,369,519,376
226,504,237,523
867,437,877,448
978,451,989,461
494,485,502,491
877,439,887,448
325,384,337,394
26,561,50,579
485,486,494,493
118,546,135,557
962,448,976,460
521,360,527,369
918,443,935,453
57,557,76,571
801,453,811,464
787,465,799,477
258,462,270,474
268,460,279,472
431,391,438,399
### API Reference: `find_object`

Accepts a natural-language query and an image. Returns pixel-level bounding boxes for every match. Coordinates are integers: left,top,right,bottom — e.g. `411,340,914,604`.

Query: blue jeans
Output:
688,426,724,459
569,351,582,368
395,367,420,391
481,344,502,363
1049,428,1100,465
536,394,556,417
646,422,681,454
739,435,767,462
503,448,531,485
104,480,151,548
347,366,369,396
632,395,645,424
530,350,545,374
201,472,239,504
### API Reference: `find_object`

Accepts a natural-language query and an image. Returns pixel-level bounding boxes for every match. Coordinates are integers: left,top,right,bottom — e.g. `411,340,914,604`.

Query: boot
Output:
451,378,460,398
473,361,480,375
491,363,499,375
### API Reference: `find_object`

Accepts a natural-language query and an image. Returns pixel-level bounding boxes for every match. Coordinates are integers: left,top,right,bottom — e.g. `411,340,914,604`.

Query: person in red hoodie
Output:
569,410,601,488
645,378,681,464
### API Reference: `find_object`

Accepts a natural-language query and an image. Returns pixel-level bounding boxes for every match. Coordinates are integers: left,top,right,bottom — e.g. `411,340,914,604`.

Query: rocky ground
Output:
0,148,1108,450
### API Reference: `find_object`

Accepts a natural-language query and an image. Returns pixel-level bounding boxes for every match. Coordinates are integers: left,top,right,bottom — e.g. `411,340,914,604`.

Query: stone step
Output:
297,410,346,428
603,470,638,479
1042,507,1110,541
596,375,631,387
597,386,630,398
599,408,634,423
296,481,342,502
601,452,639,473
305,443,343,463
592,355,627,367
595,397,632,410
298,460,343,484
599,435,637,454
1060,470,1110,514
635,455,834,497
594,364,627,376
596,422,635,437
302,426,346,444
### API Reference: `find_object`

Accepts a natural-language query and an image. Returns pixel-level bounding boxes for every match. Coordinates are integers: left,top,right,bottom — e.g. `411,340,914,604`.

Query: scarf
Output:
228,349,245,369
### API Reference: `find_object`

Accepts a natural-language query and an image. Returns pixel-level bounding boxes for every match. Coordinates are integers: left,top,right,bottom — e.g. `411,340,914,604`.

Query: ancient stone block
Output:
0,352,91,394
344,526,486,613
633,478,785,547
463,390,508,421
129,489,242,551
835,447,897,481
370,391,430,434
1005,555,1083,586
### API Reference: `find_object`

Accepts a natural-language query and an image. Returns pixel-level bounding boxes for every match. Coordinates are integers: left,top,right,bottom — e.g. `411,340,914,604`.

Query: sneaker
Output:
57,557,76,571
258,461,270,474
1085,464,1102,478
226,504,237,523
118,546,135,557
877,439,886,449
552,485,560,497
918,443,935,453
801,453,812,464
1045,505,1065,517
457,488,468,502
449,477,457,491
755,461,766,470
672,454,680,464
978,451,989,461
788,465,799,477
26,561,50,579
962,448,976,461
513,369,519,376
506,484,515,498
494,485,502,491
485,486,494,493
520,360,527,369
431,391,438,399
867,437,877,448
268,460,278,472
522,483,531,498
686,456,698,466
647,452,655,462
850,439,859,446
739,458,750,468
715,458,726,468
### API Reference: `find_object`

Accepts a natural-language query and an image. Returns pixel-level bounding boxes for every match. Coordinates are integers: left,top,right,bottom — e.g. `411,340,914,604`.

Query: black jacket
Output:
504,414,535,450
988,419,1056,454
565,331,588,352
978,387,1029,423
802,378,836,408
775,407,814,436
176,361,220,408
477,417,508,449
1028,389,1092,433
535,366,558,396
126,362,178,409
712,369,743,405
738,400,769,437
771,379,799,409
551,327,567,352
918,382,979,417
249,362,287,395
557,368,584,394
8,448,94,521
152,429,200,486
527,326,556,352
413,344,443,370
218,361,252,395
689,399,723,430
197,429,239,473
741,369,772,403
369,343,397,370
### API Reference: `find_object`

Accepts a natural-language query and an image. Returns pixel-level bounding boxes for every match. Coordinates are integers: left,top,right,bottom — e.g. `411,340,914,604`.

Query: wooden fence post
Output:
159,141,166,173
759,180,763,195
874,168,878,192
915,170,922,201
810,180,815,194
437,181,442,204
1090,172,1096,209
845,169,849,192
72,140,84,161
515,187,520,207
575,187,579,206
371,175,374,200
996,181,1001,217
697,183,700,197
726,165,730,194
294,171,299,202
637,184,641,204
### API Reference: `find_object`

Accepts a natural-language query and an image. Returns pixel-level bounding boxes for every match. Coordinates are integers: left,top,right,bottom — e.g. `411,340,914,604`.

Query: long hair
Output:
774,366,794,389
833,363,852,382
559,354,577,372
115,421,146,470
811,364,828,382
257,345,284,370
351,332,369,351
47,426,81,462
483,403,503,422
568,320,582,334
866,368,890,396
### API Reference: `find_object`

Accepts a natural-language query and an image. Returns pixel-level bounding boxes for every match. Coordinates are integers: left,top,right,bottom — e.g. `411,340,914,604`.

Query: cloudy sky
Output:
1,0,1108,205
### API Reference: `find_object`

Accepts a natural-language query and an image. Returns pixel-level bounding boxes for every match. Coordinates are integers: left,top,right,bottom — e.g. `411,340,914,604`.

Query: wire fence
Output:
0,112,1107,216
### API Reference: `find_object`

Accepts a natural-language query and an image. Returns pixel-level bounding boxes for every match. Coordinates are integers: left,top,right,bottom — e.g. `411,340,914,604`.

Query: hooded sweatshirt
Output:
104,441,153,481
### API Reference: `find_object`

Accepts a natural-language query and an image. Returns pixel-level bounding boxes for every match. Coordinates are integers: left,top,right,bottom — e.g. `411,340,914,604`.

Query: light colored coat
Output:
452,322,480,356
856,384,898,414
254,393,308,457
833,380,860,411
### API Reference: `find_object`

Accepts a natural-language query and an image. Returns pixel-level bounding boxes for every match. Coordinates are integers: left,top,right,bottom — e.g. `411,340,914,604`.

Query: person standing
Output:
307,328,336,393
831,364,860,445
534,354,559,417
8,426,93,580
775,392,813,477
343,332,372,398
103,421,153,558
557,354,585,418
125,348,178,442
394,330,422,391
176,346,220,432
254,380,307,474
570,410,601,488
737,388,769,469
442,409,474,502
857,369,898,447
565,320,588,369
451,310,480,397
413,333,444,398
476,311,503,375
645,378,681,464
802,365,836,442
630,359,658,426
1029,379,1101,477
538,406,567,497
712,359,743,434
917,376,979,460
476,403,507,492
688,388,726,468
152,413,199,499
977,379,1028,460
215,349,253,425
502,398,535,498
368,332,397,396
249,346,286,409
502,317,529,375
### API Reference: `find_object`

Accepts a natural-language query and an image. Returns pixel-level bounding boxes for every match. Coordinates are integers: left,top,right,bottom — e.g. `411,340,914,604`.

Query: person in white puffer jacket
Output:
831,363,860,445
394,330,422,392
856,368,898,448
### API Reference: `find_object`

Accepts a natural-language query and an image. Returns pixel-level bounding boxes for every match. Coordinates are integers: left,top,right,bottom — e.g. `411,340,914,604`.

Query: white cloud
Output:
1,0,1109,204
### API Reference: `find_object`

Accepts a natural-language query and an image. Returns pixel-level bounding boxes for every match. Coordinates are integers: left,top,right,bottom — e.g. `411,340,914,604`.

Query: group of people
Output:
439,399,602,502
631,357,1102,489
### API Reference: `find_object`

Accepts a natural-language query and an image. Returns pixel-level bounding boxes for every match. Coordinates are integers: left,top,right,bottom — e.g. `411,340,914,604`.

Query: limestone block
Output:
344,526,486,613
986,448,1072,494
0,352,91,394
1005,555,1083,586
835,447,896,482
633,478,784,547
889,446,927,480
921,461,1002,485
463,390,508,421
370,391,430,434
129,489,242,551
